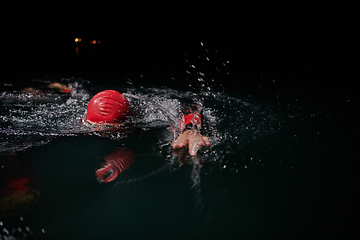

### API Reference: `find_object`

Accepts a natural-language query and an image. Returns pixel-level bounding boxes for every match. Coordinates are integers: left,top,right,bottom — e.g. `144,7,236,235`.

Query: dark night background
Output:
4,13,359,95
2,10,359,238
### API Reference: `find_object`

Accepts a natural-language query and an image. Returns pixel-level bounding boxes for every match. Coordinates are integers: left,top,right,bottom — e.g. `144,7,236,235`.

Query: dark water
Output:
1,44,357,239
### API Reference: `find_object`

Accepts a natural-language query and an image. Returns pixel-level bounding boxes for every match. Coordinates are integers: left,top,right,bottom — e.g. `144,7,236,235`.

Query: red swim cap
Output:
183,113,202,126
85,90,130,124
180,113,202,132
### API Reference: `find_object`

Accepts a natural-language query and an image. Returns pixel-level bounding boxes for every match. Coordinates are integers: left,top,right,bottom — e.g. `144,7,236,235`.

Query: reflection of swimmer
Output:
0,84,71,217
0,158,40,219
173,147,205,167
0,178,40,218
82,90,211,183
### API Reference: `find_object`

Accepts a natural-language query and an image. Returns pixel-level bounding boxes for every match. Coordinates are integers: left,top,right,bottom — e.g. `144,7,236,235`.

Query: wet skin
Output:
172,129,210,156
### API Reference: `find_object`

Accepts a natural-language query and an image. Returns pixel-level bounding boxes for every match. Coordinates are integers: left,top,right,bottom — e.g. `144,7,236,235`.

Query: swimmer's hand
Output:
172,130,210,156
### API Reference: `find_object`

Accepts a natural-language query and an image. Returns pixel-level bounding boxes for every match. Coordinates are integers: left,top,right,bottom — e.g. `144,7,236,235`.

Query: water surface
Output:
0,71,356,239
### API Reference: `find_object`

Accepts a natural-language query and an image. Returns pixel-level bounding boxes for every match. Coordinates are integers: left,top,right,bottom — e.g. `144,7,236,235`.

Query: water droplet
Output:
3,228,9,235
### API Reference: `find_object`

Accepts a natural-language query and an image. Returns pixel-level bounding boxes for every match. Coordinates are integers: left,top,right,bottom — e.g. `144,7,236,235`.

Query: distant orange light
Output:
91,40,97,44
75,38,82,43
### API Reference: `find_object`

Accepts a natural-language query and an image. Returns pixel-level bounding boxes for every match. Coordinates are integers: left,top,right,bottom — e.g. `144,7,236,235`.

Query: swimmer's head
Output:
84,90,130,125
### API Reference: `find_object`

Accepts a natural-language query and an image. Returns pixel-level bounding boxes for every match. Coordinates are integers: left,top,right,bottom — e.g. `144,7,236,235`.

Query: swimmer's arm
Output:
47,82,71,92
172,129,210,156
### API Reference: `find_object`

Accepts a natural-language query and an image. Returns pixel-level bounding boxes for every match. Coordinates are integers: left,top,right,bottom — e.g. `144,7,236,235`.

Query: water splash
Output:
0,216,45,239
184,41,230,94
0,74,317,188
123,92,180,136
0,79,91,154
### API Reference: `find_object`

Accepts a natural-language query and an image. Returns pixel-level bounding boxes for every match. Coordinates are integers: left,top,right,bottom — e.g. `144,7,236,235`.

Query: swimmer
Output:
83,90,211,183
172,130,210,155
172,104,210,156
22,82,72,94
46,82,72,93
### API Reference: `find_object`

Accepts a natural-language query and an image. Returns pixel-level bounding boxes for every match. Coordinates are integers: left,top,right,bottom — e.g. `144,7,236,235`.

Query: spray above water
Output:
0,44,295,181
0,42,317,188
0,79,91,154
0,42,342,240
183,41,230,94
0,46,307,179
